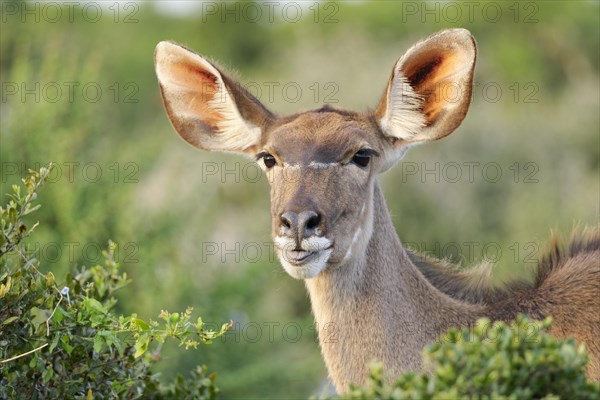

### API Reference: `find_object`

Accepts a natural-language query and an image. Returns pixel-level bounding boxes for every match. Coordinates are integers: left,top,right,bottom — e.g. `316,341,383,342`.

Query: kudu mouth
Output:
274,236,334,279
285,248,332,266
274,236,333,263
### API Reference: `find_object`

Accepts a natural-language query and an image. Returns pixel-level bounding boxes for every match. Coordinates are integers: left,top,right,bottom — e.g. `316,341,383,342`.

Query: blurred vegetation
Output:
0,166,225,399
335,316,600,400
1,0,598,398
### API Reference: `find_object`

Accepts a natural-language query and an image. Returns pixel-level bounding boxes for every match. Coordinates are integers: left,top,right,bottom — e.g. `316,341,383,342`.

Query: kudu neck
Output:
304,180,481,389
306,179,457,305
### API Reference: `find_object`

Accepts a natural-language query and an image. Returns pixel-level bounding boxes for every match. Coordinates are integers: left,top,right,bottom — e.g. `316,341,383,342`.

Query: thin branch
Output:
0,343,48,364
46,288,64,336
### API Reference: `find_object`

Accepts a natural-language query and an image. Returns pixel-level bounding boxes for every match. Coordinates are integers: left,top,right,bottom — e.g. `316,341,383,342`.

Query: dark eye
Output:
351,150,372,168
258,152,277,169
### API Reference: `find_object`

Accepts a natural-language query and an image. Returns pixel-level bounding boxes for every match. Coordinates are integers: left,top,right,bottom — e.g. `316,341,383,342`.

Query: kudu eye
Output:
351,149,372,168
257,152,277,169
263,155,276,169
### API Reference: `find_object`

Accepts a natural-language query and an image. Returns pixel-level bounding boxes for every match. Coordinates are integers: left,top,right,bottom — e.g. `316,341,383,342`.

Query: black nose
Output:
280,210,323,240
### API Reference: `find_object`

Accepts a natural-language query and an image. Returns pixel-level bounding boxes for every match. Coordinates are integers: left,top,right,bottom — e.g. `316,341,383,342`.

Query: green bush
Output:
3,2,598,397
0,165,228,399
335,316,599,400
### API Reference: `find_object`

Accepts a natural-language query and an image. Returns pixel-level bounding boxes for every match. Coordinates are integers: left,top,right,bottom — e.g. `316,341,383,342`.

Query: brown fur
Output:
154,29,600,392
408,251,519,304
490,228,600,377
410,228,600,308
410,228,600,378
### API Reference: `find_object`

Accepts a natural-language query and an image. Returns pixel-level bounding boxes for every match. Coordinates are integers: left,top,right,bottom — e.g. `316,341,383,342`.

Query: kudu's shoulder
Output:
535,226,600,286
408,251,516,304
409,226,600,306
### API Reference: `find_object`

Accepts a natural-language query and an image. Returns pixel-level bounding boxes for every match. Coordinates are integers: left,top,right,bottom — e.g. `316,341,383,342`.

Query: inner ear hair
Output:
377,29,476,144
154,41,274,155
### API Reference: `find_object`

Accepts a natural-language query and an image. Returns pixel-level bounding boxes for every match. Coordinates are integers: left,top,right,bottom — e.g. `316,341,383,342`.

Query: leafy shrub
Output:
336,316,599,400
0,165,229,399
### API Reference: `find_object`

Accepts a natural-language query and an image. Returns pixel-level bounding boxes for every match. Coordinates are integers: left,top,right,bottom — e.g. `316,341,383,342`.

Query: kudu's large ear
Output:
154,41,274,155
376,29,476,148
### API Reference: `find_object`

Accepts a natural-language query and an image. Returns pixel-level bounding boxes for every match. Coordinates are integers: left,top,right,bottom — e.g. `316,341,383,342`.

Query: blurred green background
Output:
1,1,598,398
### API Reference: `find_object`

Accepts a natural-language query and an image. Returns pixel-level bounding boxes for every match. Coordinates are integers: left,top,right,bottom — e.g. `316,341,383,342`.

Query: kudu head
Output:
154,29,476,279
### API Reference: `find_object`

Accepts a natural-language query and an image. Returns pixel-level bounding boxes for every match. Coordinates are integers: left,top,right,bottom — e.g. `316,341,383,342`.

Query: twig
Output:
46,288,64,336
0,343,48,364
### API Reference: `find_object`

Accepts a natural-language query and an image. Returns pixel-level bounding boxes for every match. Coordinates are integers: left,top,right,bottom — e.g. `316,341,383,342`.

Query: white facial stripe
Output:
308,162,339,168
280,162,339,168
350,227,362,247
341,227,362,265
282,163,301,169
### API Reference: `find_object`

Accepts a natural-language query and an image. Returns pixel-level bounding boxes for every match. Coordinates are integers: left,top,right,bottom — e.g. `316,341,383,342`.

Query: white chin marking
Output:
278,250,332,279
274,236,333,279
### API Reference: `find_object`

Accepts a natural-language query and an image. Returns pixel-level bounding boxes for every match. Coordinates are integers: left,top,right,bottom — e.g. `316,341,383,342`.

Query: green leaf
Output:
131,318,150,331
83,297,107,314
52,306,64,324
3,316,19,325
49,333,61,353
22,204,41,216
134,334,150,358
93,334,104,353
41,365,54,383
61,335,74,355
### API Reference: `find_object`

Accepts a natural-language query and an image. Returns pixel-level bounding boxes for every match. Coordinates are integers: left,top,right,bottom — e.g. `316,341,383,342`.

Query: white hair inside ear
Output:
379,75,426,141
375,28,476,167
154,41,266,154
